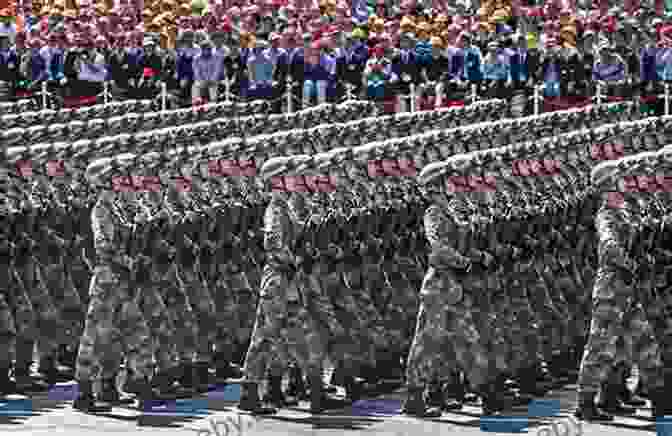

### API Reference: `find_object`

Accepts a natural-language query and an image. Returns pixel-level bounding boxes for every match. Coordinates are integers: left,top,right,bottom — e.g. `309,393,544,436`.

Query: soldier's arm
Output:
595,209,631,268
425,205,471,270
91,200,124,266
263,201,295,270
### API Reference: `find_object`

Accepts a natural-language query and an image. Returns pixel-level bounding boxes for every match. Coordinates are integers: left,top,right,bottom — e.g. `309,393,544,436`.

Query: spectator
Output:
76,45,108,97
192,39,221,104
175,32,197,102
363,44,395,101
481,40,511,99
133,38,164,99
0,33,17,98
391,32,420,112
247,39,277,101
302,39,334,107
593,42,627,99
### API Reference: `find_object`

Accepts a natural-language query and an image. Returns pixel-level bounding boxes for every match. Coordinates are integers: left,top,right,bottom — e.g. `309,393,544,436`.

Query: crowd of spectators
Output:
1,0,672,113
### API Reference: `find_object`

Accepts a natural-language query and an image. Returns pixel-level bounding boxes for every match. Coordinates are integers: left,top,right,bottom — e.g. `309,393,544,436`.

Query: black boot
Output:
36,357,71,385
178,363,198,395
14,366,49,393
214,353,243,382
58,344,78,370
650,386,672,419
237,382,277,415
0,366,16,396
401,386,442,418
597,381,636,415
517,366,549,398
152,366,194,399
73,380,112,413
443,372,466,409
343,375,361,402
309,374,325,414
574,392,614,421
616,366,646,407
193,362,210,393
286,365,308,400
309,373,350,412
264,375,297,407
481,383,506,416
132,377,155,413
427,381,462,411
99,376,135,405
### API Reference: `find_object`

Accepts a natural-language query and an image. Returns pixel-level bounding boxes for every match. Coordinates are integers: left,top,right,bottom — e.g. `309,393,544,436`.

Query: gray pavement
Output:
0,384,660,436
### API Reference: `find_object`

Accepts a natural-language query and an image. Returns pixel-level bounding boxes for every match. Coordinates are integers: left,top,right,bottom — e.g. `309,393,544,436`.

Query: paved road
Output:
0,383,661,436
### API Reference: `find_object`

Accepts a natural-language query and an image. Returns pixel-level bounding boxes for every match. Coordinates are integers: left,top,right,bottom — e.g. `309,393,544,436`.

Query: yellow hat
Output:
430,36,443,47
526,32,538,49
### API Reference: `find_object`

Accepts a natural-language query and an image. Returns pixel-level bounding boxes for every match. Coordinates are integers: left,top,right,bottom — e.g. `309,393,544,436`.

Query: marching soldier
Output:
73,156,155,414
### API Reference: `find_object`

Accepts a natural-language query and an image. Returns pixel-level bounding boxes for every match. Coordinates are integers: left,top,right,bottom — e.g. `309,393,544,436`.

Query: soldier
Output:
404,163,494,417
73,156,155,413
575,162,636,421
239,158,342,415
0,173,19,396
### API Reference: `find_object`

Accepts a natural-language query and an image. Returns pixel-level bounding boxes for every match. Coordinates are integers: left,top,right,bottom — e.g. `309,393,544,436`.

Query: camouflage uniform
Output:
75,191,154,384
241,194,331,396
405,199,491,396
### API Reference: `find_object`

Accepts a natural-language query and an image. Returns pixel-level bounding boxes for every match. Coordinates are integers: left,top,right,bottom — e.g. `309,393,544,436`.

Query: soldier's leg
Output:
180,267,216,390
218,267,252,380
289,303,331,414
118,294,156,410
239,269,287,415
0,292,16,394
40,264,82,382
12,265,51,392
642,286,672,417
576,269,630,421
403,295,451,417
74,268,124,412
597,303,650,413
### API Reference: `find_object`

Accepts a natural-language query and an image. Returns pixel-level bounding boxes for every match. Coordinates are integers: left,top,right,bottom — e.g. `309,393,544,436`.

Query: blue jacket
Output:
30,49,47,82
463,47,482,82
176,49,196,82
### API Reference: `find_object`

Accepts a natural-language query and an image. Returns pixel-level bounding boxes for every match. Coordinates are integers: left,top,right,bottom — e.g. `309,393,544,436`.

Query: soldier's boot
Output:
517,366,550,399
574,392,614,421
309,372,350,411
132,377,155,413
99,376,135,405
329,364,345,388
343,375,362,402
73,380,113,413
616,366,646,407
401,386,442,418
0,365,17,395
286,365,308,400
597,381,636,415
177,363,199,395
237,382,277,415
214,352,243,382
58,344,78,370
14,365,49,393
650,385,672,419
444,371,466,408
308,374,347,414
427,381,462,411
459,374,479,403
481,382,507,416
263,375,298,407
634,377,649,398
36,356,72,385
194,361,211,393
152,366,194,399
